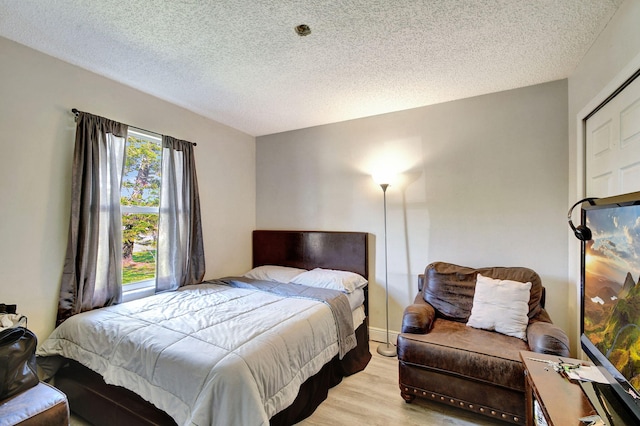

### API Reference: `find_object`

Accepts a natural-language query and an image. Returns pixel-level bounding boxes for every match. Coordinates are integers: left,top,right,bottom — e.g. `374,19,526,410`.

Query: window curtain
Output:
156,136,205,292
57,112,127,325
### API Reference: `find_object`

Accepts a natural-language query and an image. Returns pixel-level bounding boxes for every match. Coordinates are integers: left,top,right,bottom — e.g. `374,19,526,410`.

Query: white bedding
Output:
37,282,360,426
346,287,365,311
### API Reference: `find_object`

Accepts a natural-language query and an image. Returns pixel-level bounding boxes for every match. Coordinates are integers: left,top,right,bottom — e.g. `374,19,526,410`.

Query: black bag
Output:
0,325,38,400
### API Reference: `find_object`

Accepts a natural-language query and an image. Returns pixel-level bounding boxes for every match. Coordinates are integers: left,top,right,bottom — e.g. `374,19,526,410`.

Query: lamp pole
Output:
377,183,396,357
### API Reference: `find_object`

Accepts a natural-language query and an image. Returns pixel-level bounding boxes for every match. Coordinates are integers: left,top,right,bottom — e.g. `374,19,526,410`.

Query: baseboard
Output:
369,326,399,345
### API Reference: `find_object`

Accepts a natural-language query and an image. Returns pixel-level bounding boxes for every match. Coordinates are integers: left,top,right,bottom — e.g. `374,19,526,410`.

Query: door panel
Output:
586,74,640,198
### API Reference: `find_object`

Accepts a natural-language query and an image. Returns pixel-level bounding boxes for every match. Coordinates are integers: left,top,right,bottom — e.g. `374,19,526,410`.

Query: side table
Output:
519,351,596,426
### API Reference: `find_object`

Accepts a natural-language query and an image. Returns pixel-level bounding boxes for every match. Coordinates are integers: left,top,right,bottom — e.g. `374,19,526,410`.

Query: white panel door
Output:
586,75,640,198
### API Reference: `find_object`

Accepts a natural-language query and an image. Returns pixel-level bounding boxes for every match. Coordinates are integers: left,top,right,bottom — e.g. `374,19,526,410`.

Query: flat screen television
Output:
581,191,640,424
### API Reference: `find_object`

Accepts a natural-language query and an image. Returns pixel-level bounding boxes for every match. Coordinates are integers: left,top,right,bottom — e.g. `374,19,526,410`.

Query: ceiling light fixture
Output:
294,24,311,36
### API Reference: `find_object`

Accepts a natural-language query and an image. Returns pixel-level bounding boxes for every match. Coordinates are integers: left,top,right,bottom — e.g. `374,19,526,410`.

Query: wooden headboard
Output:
252,230,369,279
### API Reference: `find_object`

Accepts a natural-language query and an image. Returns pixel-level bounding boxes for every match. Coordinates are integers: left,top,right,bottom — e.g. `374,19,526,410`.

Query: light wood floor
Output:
72,341,507,426
296,341,506,426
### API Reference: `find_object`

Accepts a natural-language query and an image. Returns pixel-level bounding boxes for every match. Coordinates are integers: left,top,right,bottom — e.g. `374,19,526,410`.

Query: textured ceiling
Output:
0,1,624,136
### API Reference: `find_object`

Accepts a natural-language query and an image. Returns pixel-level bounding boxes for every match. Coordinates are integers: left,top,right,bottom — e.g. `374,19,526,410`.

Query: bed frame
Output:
55,230,371,425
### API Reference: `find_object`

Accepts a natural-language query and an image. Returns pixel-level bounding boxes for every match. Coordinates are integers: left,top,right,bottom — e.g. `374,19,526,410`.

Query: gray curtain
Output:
156,135,205,291
57,112,127,325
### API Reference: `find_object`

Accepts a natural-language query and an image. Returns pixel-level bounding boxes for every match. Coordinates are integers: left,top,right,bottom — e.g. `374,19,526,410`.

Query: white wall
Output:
567,0,640,354
257,80,569,342
0,37,256,342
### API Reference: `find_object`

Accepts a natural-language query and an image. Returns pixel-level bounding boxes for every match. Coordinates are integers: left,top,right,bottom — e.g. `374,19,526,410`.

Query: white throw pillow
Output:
466,273,531,340
243,265,307,283
290,268,368,293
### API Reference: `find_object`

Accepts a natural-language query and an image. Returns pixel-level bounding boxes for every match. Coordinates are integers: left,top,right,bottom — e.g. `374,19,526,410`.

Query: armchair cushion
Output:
422,262,544,322
399,319,530,392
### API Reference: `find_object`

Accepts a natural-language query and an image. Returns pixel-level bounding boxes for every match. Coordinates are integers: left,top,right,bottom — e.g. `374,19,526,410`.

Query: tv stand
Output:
579,381,638,426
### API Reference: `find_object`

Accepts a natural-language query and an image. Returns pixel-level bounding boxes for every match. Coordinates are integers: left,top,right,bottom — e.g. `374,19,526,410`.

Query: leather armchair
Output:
397,262,570,425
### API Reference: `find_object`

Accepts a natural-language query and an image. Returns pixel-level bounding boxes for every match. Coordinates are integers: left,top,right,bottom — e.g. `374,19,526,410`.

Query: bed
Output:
37,230,371,425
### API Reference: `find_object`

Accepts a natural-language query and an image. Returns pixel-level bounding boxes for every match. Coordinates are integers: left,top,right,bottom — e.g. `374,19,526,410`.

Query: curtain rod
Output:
71,108,197,146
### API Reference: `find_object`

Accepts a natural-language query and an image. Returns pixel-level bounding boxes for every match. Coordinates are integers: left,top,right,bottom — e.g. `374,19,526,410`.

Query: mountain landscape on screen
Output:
584,207,640,390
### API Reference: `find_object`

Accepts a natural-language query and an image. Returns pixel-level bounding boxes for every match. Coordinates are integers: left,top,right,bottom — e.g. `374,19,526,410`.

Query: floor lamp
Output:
375,181,397,357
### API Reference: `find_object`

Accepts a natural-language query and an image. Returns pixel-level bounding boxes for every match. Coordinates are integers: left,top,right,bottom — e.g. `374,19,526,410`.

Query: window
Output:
58,110,204,322
120,129,162,297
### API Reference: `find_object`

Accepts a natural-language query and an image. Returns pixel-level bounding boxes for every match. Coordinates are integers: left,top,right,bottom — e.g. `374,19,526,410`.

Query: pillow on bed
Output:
290,268,367,293
466,273,531,340
243,265,307,283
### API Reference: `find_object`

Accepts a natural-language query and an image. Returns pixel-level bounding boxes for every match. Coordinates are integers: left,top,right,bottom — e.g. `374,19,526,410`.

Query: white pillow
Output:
466,273,531,340
290,268,368,293
243,265,307,283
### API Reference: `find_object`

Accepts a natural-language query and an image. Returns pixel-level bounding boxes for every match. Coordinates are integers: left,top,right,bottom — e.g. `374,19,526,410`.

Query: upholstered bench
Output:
0,382,69,426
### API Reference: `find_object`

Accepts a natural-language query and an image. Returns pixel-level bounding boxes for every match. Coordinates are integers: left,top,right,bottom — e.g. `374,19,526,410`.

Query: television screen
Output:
582,196,640,402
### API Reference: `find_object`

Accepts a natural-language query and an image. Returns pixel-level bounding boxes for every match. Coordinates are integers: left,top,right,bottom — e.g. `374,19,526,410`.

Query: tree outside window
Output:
121,130,162,286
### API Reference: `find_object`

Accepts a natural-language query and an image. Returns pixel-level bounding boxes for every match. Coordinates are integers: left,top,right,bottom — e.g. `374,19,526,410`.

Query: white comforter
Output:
37,282,344,425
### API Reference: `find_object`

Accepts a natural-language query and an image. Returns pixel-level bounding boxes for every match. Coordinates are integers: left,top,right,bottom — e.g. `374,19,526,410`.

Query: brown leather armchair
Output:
397,262,570,425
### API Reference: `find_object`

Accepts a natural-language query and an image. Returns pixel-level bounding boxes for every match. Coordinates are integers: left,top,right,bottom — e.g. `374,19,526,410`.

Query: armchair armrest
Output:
527,320,570,357
401,298,436,334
